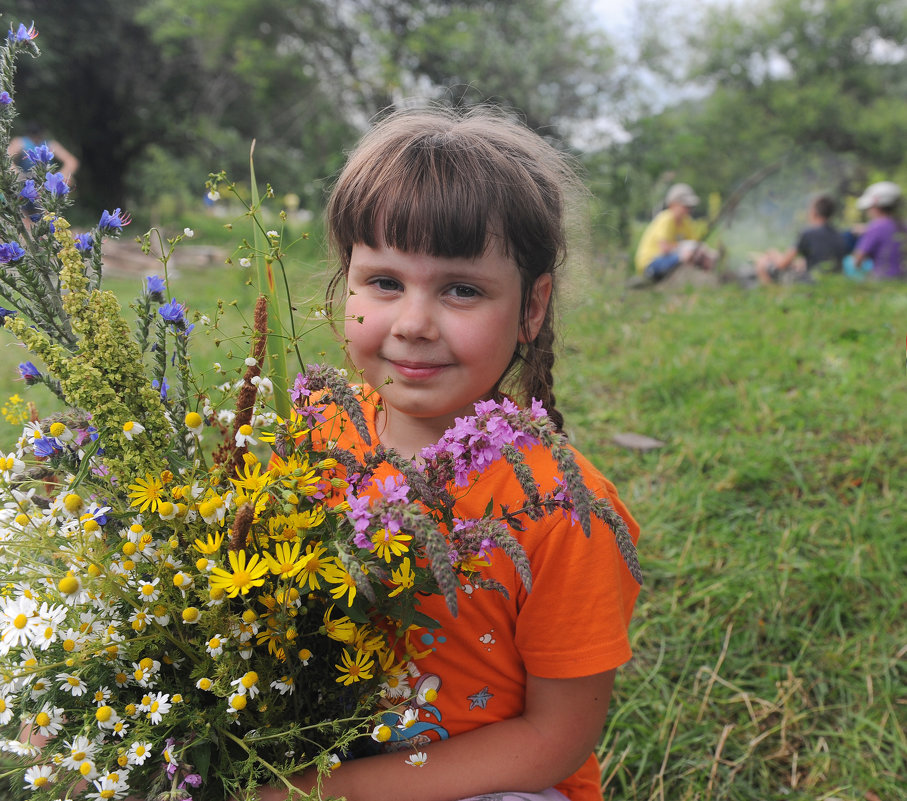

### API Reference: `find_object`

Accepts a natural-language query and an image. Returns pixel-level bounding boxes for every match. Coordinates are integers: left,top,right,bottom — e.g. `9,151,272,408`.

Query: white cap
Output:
665,183,700,208
856,181,901,211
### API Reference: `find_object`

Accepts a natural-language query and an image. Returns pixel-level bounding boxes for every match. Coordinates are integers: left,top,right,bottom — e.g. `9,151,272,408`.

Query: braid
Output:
520,315,564,432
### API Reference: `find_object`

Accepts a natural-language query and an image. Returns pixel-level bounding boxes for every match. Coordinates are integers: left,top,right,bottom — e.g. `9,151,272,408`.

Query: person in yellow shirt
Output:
634,183,717,280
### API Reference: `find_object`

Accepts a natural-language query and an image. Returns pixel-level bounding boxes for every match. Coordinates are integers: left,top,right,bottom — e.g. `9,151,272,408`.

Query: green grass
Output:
557,274,906,800
1,214,904,800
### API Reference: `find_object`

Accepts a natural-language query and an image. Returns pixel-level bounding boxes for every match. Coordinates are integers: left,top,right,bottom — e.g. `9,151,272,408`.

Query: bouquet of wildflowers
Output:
0,22,640,801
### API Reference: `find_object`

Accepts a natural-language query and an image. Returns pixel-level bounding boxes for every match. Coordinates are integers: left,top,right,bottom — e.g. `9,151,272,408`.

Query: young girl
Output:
259,107,641,801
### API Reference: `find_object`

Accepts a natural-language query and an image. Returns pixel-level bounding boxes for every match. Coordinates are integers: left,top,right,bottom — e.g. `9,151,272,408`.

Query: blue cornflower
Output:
33,436,60,458
98,208,130,232
74,233,94,252
25,144,54,165
8,22,38,42
159,299,187,328
145,275,166,301
0,91,11,105
0,307,16,321
19,180,39,203
0,242,26,263
17,361,41,384
43,172,70,196
152,377,169,399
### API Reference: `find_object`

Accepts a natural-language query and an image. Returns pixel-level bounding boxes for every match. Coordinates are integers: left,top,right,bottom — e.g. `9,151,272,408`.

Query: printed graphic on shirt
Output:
376,672,449,751
467,686,493,710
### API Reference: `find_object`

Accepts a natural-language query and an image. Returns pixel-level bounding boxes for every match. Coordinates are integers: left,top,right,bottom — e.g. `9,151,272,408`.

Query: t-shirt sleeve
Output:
514,474,641,679
855,225,882,259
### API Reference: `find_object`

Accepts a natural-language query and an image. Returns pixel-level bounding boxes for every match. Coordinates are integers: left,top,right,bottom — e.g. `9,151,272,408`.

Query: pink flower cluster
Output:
419,398,548,487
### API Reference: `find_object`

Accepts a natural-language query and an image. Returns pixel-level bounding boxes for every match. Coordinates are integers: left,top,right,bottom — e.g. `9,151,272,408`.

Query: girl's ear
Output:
519,273,553,344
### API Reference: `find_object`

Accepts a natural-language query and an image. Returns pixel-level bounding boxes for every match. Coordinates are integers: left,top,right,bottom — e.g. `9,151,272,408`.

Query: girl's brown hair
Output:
325,106,583,431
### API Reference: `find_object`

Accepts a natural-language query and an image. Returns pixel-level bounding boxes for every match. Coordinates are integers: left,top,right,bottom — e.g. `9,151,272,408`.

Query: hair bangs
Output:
329,123,520,264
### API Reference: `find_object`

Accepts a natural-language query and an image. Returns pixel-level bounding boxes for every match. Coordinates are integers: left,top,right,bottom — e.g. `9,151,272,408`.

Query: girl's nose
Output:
390,295,438,341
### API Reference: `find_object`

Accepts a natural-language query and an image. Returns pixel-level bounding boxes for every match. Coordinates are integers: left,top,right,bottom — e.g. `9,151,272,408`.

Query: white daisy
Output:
60,734,97,771
0,693,14,725
56,672,88,697
95,704,120,730
270,675,295,695
0,594,39,652
32,704,65,737
23,764,55,791
404,751,428,767
135,578,161,603
205,634,226,657
234,424,256,447
230,670,260,698
121,421,144,440
128,740,153,765
145,692,171,724
87,773,129,801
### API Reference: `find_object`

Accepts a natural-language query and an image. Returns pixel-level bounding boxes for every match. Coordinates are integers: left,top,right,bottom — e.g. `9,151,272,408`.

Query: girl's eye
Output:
449,284,478,298
372,277,402,292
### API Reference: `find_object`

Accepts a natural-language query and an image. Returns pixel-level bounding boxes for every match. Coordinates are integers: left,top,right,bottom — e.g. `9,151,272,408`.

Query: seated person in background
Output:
634,183,718,281
850,181,904,281
754,193,845,284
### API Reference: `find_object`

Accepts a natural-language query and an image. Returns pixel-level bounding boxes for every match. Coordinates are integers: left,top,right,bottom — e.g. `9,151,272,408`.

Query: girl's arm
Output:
258,669,616,801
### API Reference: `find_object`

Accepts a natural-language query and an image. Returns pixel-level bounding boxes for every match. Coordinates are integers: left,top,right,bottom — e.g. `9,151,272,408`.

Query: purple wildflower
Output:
9,22,38,42
345,491,373,535
152,377,169,399
159,299,187,328
19,180,39,203
290,372,312,404
179,774,203,789
43,172,70,196
145,275,166,301
17,362,41,384
0,242,25,263
33,436,60,458
0,307,16,321
25,144,54,165
74,233,94,252
0,91,11,105
98,208,131,233
374,475,410,503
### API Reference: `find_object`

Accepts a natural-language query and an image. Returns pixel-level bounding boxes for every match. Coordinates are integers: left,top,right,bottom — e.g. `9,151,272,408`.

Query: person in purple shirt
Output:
852,181,905,280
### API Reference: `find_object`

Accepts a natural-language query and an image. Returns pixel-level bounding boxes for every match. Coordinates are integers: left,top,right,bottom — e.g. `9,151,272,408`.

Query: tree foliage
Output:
2,0,618,215
594,0,907,247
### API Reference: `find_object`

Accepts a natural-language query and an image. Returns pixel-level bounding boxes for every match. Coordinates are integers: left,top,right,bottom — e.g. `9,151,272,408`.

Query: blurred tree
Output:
359,0,620,138
690,0,907,168
2,0,623,216
590,0,907,248
4,0,210,217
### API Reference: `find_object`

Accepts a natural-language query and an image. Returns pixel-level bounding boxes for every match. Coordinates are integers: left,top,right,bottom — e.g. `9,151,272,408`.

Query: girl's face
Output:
345,240,550,454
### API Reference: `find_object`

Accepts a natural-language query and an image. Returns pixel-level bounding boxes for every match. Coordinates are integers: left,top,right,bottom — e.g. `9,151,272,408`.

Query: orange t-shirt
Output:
315,391,641,801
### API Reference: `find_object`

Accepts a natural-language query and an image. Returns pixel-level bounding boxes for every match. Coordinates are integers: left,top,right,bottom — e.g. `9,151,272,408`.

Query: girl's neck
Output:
374,406,451,459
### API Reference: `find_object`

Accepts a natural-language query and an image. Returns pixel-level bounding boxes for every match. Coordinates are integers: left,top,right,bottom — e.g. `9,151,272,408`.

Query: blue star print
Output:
467,686,493,710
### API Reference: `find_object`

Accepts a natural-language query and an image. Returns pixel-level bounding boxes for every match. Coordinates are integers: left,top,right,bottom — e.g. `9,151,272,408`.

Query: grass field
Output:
558,272,906,800
1,214,904,800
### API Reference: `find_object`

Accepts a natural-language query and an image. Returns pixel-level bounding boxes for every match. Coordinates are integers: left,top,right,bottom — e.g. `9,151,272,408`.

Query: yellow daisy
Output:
209,550,268,598
370,529,413,563
295,543,330,591
263,542,311,581
192,531,225,555
127,475,165,513
335,649,374,685
323,562,358,606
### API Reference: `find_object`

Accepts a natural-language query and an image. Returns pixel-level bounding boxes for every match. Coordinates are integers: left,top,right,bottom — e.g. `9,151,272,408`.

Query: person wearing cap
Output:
634,183,717,281
850,181,904,280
